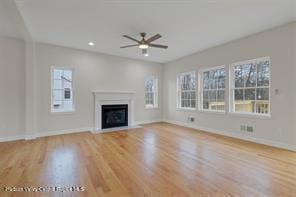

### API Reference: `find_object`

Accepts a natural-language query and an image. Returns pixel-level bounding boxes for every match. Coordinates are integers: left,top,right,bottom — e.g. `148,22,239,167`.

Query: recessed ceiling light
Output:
88,42,94,46
144,53,149,57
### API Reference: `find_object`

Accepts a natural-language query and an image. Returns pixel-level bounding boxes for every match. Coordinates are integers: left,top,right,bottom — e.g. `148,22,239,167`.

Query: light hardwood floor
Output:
0,122,296,197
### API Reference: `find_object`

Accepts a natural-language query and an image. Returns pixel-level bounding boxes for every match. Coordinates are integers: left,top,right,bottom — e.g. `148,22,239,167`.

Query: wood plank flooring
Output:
0,122,295,197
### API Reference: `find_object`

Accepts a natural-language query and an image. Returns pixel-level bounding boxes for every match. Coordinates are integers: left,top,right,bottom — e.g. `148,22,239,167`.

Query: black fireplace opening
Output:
102,104,128,129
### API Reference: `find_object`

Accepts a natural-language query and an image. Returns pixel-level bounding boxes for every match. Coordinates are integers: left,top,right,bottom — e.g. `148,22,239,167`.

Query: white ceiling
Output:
0,0,26,39
14,0,296,63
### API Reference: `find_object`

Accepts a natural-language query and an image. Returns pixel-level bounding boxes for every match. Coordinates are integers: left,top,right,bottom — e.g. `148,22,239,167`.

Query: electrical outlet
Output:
188,117,195,122
246,126,253,132
240,125,254,132
240,125,246,131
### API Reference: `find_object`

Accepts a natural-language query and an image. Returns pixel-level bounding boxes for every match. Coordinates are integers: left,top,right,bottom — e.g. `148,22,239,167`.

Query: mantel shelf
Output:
92,90,135,94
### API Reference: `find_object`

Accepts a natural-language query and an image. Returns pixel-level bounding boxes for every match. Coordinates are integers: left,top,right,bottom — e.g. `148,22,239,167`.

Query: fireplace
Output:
93,91,134,131
101,104,128,129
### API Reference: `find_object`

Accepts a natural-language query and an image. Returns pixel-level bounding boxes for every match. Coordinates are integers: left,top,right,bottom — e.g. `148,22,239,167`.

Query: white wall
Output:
293,23,296,146
0,37,26,138
0,0,30,40
163,22,296,148
35,43,163,133
0,8,295,150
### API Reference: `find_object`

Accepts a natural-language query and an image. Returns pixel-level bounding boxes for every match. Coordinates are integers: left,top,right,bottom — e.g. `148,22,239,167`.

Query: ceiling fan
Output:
120,32,168,56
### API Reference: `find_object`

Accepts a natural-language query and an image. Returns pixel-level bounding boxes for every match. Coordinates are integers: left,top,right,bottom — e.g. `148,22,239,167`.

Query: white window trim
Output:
176,71,197,110
198,65,226,113
50,67,75,114
229,56,271,117
145,76,158,109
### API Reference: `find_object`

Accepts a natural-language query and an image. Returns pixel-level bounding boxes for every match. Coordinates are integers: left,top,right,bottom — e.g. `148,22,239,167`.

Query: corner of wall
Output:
292,22,296,146
25,41,38,137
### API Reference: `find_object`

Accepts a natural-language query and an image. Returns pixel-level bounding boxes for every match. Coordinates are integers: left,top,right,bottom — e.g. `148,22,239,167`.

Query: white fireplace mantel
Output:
93,91,135,132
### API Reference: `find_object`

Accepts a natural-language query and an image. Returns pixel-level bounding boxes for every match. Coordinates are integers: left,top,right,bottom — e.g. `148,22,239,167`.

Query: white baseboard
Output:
134,119,163,125
0,119,162,142
0,123,144,142
2,120,295,152
163,119,296,152
37,127,94,138
0,127,93,142
24,134,37,140
0,135,25,142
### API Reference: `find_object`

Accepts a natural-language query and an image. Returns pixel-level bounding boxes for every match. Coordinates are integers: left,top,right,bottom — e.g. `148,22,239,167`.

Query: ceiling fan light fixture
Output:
139,44,149,49
121,33,167,53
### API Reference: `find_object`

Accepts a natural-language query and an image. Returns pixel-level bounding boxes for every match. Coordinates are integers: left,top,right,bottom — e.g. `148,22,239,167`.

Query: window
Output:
177,71,196,109
51,68,74,113
145,77,158,108
200,66,226,112
230,57,270,115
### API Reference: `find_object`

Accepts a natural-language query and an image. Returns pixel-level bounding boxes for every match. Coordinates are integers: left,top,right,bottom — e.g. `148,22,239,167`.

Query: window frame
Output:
176,71,197,110
229,57,271,117
50,67,75,114
144,76,158,109
198,65,226,113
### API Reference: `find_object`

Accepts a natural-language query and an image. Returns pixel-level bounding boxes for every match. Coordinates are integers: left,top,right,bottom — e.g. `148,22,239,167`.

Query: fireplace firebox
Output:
101,104,128,129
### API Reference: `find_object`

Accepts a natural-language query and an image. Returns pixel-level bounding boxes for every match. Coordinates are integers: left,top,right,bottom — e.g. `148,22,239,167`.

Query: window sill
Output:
50,110,75,116
145,106,158,110
228,112,271,119
176,107,196,112
198,110,226,115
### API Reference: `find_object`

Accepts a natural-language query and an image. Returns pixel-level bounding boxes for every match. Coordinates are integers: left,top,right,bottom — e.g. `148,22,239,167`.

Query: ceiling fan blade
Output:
149,44,168,49
123,35,140,43
146,34,162,43
120,44,139,48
